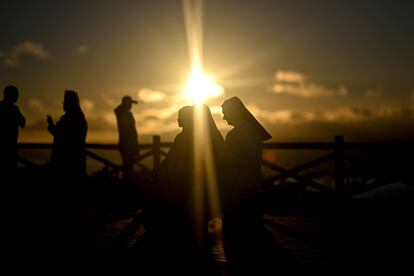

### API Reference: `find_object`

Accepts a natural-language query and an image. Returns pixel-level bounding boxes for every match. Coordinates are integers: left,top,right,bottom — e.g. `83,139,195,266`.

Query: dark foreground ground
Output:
3,169,414,274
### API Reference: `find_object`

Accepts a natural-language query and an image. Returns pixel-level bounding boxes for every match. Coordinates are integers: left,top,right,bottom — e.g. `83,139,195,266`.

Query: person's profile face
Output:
178,112,189,128
177,108,193,129
177,113,183,127
222,105,235,126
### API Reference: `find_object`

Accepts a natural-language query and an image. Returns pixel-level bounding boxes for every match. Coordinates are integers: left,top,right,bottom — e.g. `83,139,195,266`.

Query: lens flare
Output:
184,67,224,103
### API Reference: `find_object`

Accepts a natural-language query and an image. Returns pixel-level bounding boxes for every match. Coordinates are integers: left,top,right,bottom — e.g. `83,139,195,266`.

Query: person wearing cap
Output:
0,85,26,179
46,90,88,181
220,96,277,274
114,95,139,181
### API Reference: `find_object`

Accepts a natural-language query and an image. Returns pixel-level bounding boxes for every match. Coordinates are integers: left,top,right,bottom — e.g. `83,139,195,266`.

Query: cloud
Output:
101,94,117,108
272,83,348,98
138,104,182,121
138,88,166,103
76,44,89,55
320,107,373,122
365,88,383,98
138,119,179,135
100,112,117,127
272,70,348,98
3,41,49,66
247,104,414,125
275,70,306,83
90,89,191,137
81,98,95,114
28,98,46,114
247,105,305,123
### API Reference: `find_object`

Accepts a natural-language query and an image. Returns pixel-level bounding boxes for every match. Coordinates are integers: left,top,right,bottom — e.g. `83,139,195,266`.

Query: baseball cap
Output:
122,95,138,104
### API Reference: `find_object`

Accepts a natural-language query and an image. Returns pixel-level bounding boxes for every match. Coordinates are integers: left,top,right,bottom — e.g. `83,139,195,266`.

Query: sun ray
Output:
182,1,223,250
182,0,223,104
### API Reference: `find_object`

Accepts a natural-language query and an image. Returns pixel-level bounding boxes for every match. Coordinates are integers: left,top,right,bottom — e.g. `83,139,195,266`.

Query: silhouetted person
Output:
114,95,139,181
146,105,224,273
45,90,88,249
166,104,224,250
220,96,276,274
144,105,195,270
158,105,194,205
47,90,88,182
0,85,25,180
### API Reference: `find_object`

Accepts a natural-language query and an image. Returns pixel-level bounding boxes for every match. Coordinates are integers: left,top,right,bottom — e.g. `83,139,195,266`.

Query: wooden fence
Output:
18,135,411,197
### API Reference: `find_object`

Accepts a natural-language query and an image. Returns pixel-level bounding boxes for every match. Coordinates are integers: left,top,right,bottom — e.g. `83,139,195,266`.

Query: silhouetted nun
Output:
154,106,194,207
144,105,195,269
146,104,224,272
154,104,224,218
0,85,25,179
220,96,277,274
47,90,88,181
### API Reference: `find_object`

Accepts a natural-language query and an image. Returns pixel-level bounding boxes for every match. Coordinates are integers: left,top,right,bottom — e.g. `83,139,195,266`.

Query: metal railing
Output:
18,135,411,196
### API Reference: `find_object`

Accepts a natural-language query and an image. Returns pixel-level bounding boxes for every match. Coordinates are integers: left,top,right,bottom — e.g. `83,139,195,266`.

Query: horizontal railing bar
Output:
263,143,334,150
264,142,413,150
19,141,411,151
18,142,174,150
86,143,173,149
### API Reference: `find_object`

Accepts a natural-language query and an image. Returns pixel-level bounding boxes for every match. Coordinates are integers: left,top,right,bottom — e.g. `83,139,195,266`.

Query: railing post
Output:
153,135,161,172
334,135,344,195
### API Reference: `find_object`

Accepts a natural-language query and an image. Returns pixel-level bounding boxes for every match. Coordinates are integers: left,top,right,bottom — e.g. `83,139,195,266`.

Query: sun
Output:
183,67,224,103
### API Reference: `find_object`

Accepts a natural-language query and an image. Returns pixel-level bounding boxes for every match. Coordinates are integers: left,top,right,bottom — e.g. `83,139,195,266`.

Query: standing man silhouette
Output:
0,85,26,179
114,95,139,181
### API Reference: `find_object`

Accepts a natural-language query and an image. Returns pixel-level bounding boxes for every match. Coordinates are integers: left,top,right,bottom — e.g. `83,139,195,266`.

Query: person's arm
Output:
17,108,26,128
46,115,56,135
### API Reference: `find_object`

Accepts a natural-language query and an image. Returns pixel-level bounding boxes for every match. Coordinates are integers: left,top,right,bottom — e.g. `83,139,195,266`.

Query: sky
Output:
1,0,413,143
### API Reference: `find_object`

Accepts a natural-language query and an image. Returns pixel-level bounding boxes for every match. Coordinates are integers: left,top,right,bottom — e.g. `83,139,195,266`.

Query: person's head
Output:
121,95,138,110
177,106,193,129
221,96,245,126
221,96,272,141
63,90,81,113
3,85,19,104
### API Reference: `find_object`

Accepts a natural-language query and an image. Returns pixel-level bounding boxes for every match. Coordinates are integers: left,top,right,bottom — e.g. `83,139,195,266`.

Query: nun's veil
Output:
222,97,272,142
198,104,224,144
